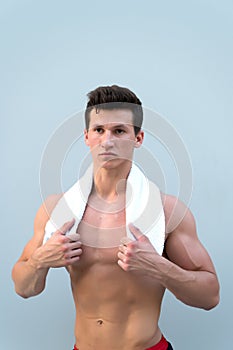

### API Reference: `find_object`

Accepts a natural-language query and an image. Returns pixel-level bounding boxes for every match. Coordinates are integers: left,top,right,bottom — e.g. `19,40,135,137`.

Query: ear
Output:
84,129,89,146
134,130,144,148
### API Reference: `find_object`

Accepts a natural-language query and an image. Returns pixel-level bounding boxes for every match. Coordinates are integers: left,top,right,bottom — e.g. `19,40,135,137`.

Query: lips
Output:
99,152,117,156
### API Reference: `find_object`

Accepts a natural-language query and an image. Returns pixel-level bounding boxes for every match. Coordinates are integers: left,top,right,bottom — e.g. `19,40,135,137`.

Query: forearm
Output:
12,258,49,298
122,211,220,310
146,258,219,310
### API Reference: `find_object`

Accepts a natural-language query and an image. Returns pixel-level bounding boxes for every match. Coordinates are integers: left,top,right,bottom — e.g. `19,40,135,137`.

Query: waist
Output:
74,308,161,345
74,335,169,350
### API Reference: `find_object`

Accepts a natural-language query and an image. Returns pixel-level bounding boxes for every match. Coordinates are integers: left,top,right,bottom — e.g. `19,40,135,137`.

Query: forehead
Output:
89,109,134,127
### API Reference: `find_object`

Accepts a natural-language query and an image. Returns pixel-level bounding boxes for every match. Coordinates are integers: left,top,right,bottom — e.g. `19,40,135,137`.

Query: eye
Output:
115,129,125,135
94,127,104,134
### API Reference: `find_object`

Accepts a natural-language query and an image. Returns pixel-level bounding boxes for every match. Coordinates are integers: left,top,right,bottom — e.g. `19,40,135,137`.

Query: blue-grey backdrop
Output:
1,1,232,349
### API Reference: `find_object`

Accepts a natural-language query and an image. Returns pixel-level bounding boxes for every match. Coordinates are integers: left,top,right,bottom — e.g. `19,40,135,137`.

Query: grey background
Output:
1,1,232,349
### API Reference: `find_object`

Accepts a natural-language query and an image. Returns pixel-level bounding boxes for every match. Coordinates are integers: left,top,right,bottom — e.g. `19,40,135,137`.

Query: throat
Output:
93,166,129,201
88,189,126,214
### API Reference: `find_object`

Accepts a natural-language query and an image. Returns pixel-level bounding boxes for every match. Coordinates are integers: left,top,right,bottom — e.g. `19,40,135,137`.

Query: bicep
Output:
165,209,216,274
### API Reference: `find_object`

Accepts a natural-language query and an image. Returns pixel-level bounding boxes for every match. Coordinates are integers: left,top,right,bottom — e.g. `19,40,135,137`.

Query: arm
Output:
161,205,219,310
118,196,220,310
12,195,82,298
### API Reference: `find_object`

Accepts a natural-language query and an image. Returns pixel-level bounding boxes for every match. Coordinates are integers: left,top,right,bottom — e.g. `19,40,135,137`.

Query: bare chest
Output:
77,201,126,246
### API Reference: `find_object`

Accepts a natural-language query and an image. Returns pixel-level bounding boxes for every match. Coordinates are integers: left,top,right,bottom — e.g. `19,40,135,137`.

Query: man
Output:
12,85,220,350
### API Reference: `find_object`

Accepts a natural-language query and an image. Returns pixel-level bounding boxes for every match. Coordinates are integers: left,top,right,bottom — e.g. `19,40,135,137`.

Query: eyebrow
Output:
91,123,131,129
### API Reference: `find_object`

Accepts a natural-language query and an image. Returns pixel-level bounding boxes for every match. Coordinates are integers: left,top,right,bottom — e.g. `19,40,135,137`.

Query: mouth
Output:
98,152,117,156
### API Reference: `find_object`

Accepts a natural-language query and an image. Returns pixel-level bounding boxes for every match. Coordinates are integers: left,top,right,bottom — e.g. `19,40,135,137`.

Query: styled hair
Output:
85,85,143,135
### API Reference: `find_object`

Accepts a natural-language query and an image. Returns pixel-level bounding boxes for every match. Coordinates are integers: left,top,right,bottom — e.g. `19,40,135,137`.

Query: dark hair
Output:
85,85,143,135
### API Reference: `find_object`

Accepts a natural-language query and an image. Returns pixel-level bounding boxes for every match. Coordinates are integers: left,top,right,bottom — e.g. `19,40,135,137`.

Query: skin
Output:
12,109,220,350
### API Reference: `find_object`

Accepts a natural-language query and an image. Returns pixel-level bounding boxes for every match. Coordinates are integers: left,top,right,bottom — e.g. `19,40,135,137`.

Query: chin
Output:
102,159,131,170
101,160,119,169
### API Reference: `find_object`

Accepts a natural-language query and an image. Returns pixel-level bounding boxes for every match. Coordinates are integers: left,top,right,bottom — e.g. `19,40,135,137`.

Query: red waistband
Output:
146,335,169,350
74,335,168,350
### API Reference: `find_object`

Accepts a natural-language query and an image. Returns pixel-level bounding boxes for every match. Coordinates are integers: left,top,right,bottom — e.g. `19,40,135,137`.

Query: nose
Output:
101,130,114,149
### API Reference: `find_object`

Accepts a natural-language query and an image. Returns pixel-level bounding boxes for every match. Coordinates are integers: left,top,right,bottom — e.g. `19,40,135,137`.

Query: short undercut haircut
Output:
85,85,143,135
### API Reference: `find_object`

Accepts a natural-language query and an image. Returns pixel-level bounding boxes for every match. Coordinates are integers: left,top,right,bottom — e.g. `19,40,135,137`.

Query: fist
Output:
32,219,82,269
117,223,159,274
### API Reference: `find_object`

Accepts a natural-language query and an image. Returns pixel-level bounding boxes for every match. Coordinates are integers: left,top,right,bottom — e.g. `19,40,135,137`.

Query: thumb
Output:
55,218,76,235
128,223,146,241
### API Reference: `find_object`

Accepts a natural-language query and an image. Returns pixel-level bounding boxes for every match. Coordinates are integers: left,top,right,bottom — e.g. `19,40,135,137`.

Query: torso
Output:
67,193,166,350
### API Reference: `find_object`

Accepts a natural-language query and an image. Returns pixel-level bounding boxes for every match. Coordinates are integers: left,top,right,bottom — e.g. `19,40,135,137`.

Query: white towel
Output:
43,164,165,255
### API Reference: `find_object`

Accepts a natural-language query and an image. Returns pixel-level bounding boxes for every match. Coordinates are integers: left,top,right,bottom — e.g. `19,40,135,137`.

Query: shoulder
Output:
160,193,196,236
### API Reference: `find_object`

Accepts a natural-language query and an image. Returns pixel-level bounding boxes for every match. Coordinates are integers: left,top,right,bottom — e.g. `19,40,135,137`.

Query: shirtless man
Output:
12,85,220,350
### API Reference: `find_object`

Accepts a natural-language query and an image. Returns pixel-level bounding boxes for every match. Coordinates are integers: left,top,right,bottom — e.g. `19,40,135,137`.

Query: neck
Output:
92,162,132,201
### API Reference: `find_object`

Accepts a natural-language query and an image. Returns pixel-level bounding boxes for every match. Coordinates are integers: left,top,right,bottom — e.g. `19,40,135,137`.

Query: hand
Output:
118,223,168,279
30,219,82,269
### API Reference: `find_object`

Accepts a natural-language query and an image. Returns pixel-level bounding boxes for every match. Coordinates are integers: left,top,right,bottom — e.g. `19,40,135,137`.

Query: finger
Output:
118,245,131,257
117,259,129,271
56,219,76,235
117,251,127,262
65,248,82,259
66,233,81,242
65,255,81,266
128,223,145,241
69,240,82,249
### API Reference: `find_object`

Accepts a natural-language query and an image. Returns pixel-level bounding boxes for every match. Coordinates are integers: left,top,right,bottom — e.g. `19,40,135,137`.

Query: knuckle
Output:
61,243,69,252
129,243,136,251
58,235,66,243
64,253,69,259
125,248,132,256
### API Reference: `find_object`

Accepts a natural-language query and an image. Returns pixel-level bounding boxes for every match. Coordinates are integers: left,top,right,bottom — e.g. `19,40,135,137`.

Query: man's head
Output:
85,85,143,136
